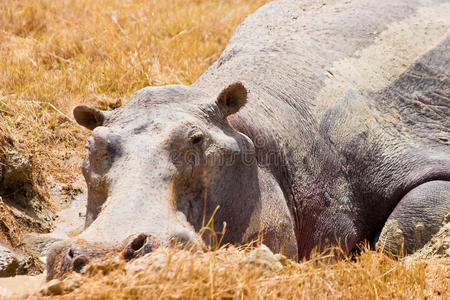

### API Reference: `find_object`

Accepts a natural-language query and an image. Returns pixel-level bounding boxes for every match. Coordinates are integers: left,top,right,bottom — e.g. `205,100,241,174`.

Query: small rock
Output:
239,244,287,272
2,149,33,192
0,245,19,277
0,245,45,277
41,279,65,296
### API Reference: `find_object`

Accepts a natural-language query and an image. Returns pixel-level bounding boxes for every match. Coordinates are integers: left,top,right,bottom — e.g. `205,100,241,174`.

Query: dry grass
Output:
1,0,449,299
36,245,449,299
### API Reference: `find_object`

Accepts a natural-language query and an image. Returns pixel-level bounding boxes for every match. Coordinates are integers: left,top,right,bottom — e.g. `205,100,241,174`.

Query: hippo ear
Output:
216,82,247,117
73,105,106,130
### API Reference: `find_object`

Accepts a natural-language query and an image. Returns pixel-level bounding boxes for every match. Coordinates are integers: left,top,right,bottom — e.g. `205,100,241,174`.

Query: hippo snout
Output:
46,230,201,280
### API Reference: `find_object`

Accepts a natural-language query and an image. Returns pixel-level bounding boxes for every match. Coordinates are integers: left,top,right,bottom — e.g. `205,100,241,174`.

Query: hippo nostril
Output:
122,233,161,261
72,255,89,273
68,244,83,257
130,233,147,251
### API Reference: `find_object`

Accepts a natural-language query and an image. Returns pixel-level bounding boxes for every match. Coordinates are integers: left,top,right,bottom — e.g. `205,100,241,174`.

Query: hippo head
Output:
46,83,268,279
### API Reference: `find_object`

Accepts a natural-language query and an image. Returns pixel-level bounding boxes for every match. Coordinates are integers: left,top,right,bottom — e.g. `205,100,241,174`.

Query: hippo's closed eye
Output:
188,128,204,146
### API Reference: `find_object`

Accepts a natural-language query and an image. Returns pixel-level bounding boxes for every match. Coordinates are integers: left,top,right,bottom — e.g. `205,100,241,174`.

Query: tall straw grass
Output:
38,245,449,299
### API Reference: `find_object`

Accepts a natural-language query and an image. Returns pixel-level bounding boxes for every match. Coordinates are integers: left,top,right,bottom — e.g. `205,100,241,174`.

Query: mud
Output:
0,133,54,247
0,179,86,298
0,132,58,278
22,179,86,260
0,245,44,277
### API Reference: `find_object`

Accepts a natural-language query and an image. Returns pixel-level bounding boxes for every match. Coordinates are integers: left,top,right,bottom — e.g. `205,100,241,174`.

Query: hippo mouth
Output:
46,229,203,280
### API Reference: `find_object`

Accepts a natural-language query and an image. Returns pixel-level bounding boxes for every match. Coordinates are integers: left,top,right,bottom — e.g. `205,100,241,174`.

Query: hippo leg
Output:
375,181,450,256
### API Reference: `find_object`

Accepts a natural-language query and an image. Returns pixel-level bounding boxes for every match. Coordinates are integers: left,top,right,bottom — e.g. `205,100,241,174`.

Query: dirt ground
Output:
0,274,44,298
0,0,449,299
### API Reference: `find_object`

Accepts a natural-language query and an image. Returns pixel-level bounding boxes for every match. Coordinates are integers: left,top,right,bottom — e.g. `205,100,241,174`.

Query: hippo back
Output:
195,0,450,256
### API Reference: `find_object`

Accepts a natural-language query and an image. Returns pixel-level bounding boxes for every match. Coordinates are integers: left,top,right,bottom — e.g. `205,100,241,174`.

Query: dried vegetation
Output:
37,245,449,299
0,0,449,299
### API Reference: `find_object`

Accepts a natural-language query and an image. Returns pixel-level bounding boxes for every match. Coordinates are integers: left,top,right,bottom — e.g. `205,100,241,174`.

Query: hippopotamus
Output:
46,0,450,279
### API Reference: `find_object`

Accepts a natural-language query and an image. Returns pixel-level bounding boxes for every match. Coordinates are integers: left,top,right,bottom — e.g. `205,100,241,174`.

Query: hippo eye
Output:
191,135,203,145
188,130,204,146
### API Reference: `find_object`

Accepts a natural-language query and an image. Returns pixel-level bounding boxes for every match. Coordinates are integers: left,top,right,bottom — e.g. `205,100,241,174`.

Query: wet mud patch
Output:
0,132,54,275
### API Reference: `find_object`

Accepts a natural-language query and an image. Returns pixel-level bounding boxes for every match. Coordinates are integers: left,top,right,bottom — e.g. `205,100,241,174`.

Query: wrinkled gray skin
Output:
47,0,450,279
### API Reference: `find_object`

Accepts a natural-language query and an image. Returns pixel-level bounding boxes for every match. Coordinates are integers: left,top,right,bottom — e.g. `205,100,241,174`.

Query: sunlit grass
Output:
38,245,449,299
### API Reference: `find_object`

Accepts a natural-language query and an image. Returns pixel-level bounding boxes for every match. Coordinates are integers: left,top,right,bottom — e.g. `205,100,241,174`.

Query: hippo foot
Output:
122,233,162,261
375,181,450,256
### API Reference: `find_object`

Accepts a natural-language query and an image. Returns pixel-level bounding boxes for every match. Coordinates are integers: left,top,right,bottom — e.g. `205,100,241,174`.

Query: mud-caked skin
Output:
46,0,450,279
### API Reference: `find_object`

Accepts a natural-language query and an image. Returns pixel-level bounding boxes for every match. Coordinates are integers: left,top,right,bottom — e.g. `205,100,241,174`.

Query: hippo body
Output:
47,0,450,279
